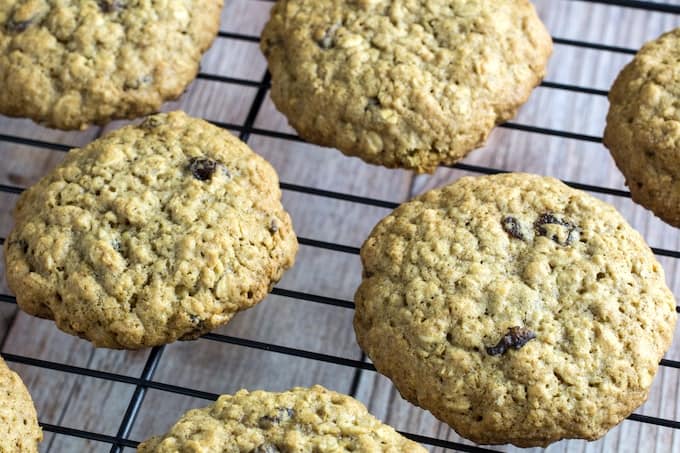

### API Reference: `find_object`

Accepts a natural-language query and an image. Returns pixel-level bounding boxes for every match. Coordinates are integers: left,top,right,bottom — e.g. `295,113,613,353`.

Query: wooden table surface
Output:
1,1,680,452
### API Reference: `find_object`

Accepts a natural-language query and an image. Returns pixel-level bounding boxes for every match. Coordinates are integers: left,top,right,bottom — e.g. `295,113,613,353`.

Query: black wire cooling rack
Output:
1,0,680,452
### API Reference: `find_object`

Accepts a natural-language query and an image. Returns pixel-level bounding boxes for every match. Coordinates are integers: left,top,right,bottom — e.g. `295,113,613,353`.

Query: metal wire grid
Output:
0,0,678,451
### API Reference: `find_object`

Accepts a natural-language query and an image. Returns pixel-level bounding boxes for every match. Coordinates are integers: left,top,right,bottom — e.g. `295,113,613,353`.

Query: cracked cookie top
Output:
261,0,552,172
138,386,426,452
604,28,680,227
354,173,676,447
0,0,223,129
4,111,298,349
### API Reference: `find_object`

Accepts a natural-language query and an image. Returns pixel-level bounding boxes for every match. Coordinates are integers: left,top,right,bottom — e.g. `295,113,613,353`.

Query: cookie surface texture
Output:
604,28,680,227
4,111,298,349
0,357,42,453
137,385,426,452
261,0,552,172
0,0,223,129
353,173,677,447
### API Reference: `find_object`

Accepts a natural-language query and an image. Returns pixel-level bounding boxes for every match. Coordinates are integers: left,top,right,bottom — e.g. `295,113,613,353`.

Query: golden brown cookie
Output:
4,111,298,349
261,0,552,172
0,0,223,130
354,173,676,447
138,386,426,452
0,357,42,453
604,28,680,227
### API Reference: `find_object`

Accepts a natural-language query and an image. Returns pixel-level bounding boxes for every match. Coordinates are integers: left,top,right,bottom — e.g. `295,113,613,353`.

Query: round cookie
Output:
4,111,298,349
0,356,42,452
353,173,677,447
0,0,223,130
137,386,426,452
604,28,680,227
261,0,552,173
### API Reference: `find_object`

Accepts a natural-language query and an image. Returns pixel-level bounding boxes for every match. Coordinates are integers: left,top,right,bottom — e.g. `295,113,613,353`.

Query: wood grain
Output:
1,1,679,452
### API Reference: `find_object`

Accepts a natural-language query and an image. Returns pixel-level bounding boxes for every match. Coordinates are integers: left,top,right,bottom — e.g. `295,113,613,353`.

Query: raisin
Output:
179,315,208,340
534,213,564,230
258,416,276,429
366,97,381,110
251,443,281,453
98,0,124,13
501,216,524,240
269,218,279,233
486,326,536,356
6,19,34,33
188,157,218,181
11,239,29,254
534,213,577,246
258,408,294,429
140,116,162,129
